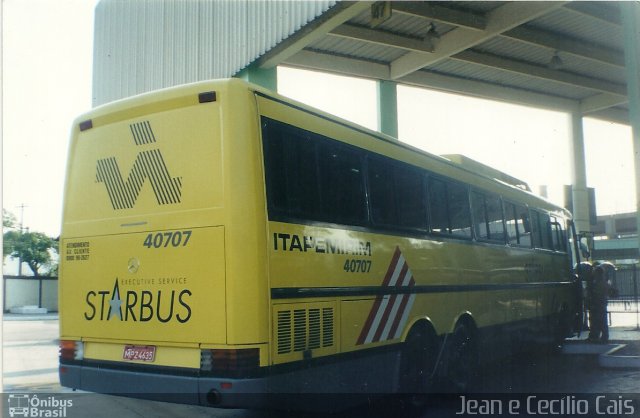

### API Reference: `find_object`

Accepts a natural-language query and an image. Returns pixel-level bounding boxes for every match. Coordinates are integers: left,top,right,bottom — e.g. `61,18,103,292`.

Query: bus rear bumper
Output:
59,347,400,409
59,364,268,408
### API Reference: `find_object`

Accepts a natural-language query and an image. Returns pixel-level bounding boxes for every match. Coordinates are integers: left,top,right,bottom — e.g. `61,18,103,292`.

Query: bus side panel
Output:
221,86,270,346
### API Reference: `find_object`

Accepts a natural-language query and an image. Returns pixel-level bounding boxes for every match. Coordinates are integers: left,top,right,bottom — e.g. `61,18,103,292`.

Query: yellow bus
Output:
59,78,580,407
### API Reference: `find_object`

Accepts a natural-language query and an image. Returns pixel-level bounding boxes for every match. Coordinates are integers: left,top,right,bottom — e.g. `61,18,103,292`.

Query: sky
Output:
2,0,637,239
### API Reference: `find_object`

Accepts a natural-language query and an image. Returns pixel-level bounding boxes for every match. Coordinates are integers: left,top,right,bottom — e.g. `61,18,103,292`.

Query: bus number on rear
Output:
143,230,192,249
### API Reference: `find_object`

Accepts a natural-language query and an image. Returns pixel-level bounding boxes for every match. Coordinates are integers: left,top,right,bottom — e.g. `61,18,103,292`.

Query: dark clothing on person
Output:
588,266,609,343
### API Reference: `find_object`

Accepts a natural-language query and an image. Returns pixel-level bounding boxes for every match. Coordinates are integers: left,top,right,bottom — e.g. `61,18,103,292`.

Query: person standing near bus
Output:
577,262,593,332
588,265,609,343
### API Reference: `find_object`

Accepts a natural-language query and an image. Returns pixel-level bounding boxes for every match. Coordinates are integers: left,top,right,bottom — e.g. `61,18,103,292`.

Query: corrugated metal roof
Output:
429,59,595,101
475,36,627,84
92,0,336,105
310,36,406,63
349,7,456,39
533,7,623,51
92,1,634,124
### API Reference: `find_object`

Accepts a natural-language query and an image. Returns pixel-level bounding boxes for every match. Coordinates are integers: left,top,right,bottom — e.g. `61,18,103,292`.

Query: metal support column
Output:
570,112,591,234
236,65,278,92
621,2,640,261
377,80,398,139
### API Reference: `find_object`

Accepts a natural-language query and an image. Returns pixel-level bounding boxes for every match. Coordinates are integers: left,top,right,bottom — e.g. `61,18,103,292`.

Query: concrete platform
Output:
600,344,640,368
9,305,48,314
3,312,58,321
564,326,640,369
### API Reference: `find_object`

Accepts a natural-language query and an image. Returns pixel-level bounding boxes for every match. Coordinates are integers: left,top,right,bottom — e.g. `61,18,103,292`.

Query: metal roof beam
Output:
580,93,628,115
391,2,486,31
284,49,629,125
257,1,371,69
398,70,579,114
390,1,567,79
453,50,628,96
503,26,625,68
283,49,579,113
329,23,435,53
284,49,390,80
389,3,623,69
586,108,629,125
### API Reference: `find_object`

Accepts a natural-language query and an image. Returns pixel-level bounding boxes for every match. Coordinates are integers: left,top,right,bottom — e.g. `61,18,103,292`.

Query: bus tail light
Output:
59,340,84,361
200,348,259,376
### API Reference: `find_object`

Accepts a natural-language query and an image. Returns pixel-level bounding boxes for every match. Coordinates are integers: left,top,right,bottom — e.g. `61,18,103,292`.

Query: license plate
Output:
123,345,156,362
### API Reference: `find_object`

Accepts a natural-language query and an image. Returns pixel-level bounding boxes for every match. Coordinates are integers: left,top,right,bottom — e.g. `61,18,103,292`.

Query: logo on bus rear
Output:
84,279,192,324
96,121,182,210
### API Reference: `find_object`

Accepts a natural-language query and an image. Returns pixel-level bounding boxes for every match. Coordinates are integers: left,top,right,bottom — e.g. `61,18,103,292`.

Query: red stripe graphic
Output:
372,263,408,342
356,247,416,345
388,277,416,338
356,247,401,345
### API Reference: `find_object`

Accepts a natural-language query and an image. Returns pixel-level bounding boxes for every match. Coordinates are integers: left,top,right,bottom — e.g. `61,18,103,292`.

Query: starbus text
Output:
84,279,192,323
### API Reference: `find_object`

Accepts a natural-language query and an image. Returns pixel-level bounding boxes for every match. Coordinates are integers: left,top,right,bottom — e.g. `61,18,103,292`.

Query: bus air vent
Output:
294,309,306,352
277,311,292,354
276,305,334,355
322,307,334,347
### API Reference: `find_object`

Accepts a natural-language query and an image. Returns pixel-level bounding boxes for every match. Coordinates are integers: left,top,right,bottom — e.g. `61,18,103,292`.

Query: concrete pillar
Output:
569,112,591,234
236,65,277,91
621,2,640,260
377,80,398,138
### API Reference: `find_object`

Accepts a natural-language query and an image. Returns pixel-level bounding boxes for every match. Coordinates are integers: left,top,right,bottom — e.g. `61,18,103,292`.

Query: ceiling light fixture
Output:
549,51,563,70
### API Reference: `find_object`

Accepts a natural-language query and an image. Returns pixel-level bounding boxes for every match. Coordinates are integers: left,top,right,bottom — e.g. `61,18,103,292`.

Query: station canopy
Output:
255,1,630,125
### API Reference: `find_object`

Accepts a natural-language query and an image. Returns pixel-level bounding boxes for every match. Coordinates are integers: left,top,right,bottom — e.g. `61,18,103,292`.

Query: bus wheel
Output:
445,321,478,392
400,326,437,404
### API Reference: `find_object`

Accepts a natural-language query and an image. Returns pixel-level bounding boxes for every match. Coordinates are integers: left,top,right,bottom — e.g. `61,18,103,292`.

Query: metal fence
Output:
607,265,639,328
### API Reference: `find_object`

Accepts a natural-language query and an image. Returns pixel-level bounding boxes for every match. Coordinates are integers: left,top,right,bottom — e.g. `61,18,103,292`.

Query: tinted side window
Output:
531,210,541,248
368,157,397,225
504,202,519,245
471,191,488,240
262,119,320,220
394,165,426,229
318,141,367,225
551,217,567,252
262,117,367,226
516,205,532,247
428,178,449,234
539,212,553,250
448,182,472,238
486,195,505,242
369,157,426,230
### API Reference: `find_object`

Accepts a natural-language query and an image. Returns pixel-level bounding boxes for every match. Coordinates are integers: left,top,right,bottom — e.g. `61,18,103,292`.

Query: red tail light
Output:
59,340,84,361
200,348,259,376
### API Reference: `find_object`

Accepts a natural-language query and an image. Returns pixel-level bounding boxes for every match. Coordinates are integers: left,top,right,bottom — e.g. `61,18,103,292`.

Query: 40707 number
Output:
344,259,372,273
143,230,192,248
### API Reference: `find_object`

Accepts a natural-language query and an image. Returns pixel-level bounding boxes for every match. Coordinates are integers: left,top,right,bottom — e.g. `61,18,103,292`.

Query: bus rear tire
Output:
399,325,438,407
444,321,478,393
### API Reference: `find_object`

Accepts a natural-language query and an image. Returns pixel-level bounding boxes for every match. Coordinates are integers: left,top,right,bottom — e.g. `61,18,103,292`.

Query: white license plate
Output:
123,345,156,362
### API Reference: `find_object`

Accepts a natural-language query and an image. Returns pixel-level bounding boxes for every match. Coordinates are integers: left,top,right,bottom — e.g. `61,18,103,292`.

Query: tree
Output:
3,209,18,258
6,231,56,276
3,209,17,228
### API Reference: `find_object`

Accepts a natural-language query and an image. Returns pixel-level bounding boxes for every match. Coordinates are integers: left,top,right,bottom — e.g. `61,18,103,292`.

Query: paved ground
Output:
3,314,640,417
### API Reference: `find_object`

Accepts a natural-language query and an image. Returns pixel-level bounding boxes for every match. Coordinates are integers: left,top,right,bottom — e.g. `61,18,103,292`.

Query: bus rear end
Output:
59,79,269,407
